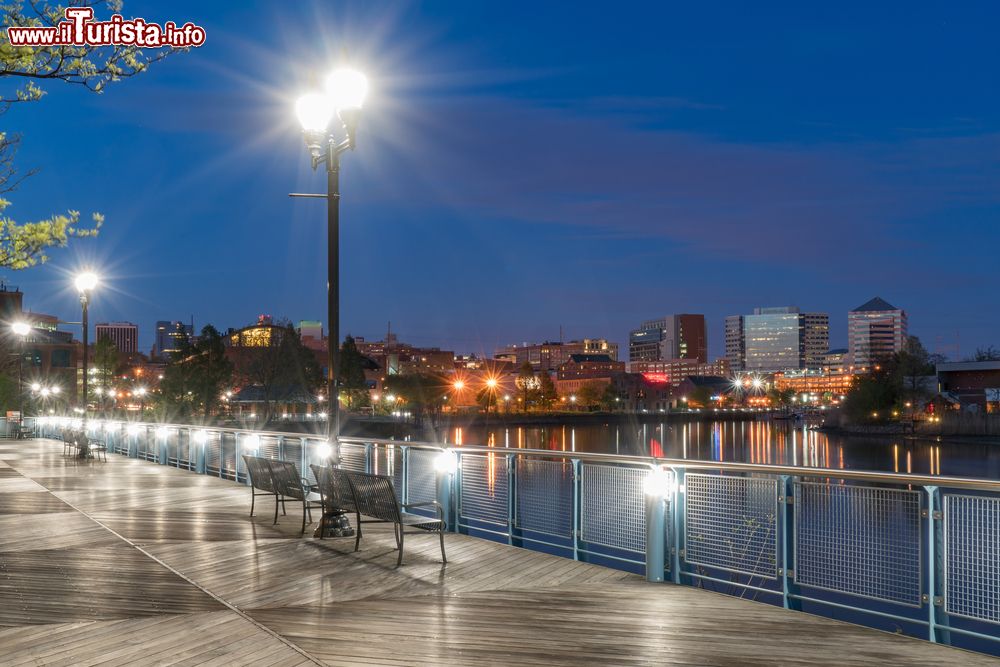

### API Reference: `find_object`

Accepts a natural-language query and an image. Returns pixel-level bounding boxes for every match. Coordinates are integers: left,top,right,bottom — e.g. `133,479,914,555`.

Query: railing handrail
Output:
341,435,1000,492
39,417,1000,491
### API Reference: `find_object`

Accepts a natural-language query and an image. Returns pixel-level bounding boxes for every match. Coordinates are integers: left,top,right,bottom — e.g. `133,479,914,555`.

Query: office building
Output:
96,322,139,355
735,307,829,373
725,316,745,372
848,297,907,369
155,320,193,360
628,315,707,363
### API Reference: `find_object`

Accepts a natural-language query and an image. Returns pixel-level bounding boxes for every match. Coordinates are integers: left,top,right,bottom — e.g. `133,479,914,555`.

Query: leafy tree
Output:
688,385,713,408
970,345,1000,362
233,322,321,423
92,336,118,387
600,383,620,411
515,361,538,412
843,368,899,422
0,1,178,268
577,383,603,411
537,372,558,410
187,325,233,418
338,335,369,410
766,386,794,409
382,374,448,419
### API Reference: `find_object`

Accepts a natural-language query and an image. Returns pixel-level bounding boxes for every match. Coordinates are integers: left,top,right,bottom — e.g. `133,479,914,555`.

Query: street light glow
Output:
485,378,498,389
74,272,98,293
10,321,29,336
453,380,465,391
295,92,334,132
325,67,368,110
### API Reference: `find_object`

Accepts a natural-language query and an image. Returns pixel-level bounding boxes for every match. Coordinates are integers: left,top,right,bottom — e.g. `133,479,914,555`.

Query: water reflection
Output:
451,420,1000,479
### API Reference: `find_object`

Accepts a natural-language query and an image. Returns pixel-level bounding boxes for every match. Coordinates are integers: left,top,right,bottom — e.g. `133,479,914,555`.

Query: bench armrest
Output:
402,500,444,520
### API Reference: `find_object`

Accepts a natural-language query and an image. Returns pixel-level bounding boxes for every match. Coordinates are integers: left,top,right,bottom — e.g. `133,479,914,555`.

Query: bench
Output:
342,469,446,567
61,428,107,461
242,455,323,535
310,463,357,537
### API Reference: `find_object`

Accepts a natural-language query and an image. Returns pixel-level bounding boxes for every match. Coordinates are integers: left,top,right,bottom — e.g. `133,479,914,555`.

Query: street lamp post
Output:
11,321,30,424
75,272,98,457
295,67,368,450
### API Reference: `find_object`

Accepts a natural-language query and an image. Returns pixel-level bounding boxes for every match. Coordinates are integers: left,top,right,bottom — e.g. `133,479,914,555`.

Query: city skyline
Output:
2,2,997,361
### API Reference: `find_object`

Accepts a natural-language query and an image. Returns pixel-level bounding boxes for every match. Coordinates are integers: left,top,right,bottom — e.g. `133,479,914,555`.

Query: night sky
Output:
4,2,999,360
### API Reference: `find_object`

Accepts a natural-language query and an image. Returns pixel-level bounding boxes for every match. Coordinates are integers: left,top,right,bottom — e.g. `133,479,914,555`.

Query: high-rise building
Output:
628,315,707,363
96,322,138,355
155,320,193,360
724,315,745,372
736,307,829,373
848,297,907,368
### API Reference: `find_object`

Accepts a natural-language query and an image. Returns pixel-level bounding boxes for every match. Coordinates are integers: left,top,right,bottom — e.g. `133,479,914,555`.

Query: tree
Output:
382,374,448,419
537,372,558,410
515,361,538,412
577,383,603,411
93,336,118,389
0,1,177,268
234,322,321,423
970,345,1000,362
600,383,620,411
338,336,369,410
187,325,233,418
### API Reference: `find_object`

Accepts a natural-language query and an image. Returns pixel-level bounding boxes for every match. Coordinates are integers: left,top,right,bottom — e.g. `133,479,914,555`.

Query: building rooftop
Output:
566,354,615,364
852,297,899,312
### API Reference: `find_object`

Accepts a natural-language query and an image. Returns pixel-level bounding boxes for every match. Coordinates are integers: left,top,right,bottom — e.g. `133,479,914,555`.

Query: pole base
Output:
314,511,355,538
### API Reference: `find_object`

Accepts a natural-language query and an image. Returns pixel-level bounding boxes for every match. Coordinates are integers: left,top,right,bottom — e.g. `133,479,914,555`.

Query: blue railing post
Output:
645,489,667,582
158,430,168,466
670,467,686,585
364,443,373,474
924,485,949,645
572,458,582,562
196,430,207,474
436,450,456,531
780,475,798,610
506,452,516,545
401,446,410,505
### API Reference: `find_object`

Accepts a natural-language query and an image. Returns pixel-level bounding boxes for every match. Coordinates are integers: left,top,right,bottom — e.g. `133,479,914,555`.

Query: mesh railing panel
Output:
581,463,650,553
515,457,573,538
407,449,438,504
685,473,778,578
795,482,922,606
258,435,281,461
460,454,509,526
945,494,1000,624
339,443,367,472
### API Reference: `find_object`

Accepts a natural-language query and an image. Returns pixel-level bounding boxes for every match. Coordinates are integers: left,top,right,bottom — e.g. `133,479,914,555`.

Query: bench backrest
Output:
344,471,401,523
310,464,357,512
242,455,278,493
269,460,306,500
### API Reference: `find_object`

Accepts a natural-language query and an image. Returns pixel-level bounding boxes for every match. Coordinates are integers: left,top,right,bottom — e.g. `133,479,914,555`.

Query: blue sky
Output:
3,1,999,359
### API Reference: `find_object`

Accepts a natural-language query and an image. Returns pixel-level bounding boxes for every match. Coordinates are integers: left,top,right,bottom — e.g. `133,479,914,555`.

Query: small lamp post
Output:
75,272,98,457
10,321,30,425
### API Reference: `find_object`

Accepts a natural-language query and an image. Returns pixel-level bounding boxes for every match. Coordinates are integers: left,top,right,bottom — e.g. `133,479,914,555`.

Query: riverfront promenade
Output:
0,438,996,666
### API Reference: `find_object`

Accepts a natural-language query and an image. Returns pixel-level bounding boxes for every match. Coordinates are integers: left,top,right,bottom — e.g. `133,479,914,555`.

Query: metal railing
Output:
32,416,1000,657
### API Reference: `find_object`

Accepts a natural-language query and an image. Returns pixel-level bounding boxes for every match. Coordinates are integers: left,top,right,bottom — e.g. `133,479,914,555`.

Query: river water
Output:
443,420,1000,479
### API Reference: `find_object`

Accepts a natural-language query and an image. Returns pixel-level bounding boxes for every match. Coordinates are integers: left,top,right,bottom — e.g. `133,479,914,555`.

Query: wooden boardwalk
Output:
0,438,996,666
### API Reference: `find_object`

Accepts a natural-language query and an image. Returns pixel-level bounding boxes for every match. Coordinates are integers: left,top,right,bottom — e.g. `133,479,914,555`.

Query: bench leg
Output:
353,510,362,552
273,495,280,525
396,524,404,567
439,526,447,565
300,501,307,536
250,490,255,517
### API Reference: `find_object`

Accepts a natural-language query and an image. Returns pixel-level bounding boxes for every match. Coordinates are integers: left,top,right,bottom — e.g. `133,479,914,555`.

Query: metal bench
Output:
61,428,106,461
310,463,357,537
242,455,323,535
343,470,446,567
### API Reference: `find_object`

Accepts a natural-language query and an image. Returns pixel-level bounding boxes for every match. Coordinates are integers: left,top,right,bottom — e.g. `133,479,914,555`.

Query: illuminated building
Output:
774,370,855,397
297,320,326,352
936,361,1000,412
154,320,193,360
496,338,619,371
848,297,907,368
734,306,829,373
725,315,745,372
95,322,139,355
628,314,707,363
629,358,730,386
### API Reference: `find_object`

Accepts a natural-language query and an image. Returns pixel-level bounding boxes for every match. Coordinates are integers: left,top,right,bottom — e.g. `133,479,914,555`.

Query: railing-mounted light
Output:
434,449,458,475
316,441,332,459
644,467,675,498
155,426,170,440
193,430,208,445
244,434,260,451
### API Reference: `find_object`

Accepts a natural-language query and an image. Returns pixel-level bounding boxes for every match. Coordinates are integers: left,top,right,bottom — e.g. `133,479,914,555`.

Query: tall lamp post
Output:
10,321,30,428
294,67,368,449
75,272,98,457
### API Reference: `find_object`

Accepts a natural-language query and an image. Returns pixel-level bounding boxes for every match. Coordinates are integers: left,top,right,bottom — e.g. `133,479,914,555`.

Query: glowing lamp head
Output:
316,441,332,459
485,378,498,389
74,272,98,293
453,380,465,391
434,449,458,475
11,321,29,336
193,430,208,445
30,382,41,392
244,434,261,451
295,92,334,132
325,67,368,111
644,467,675,498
